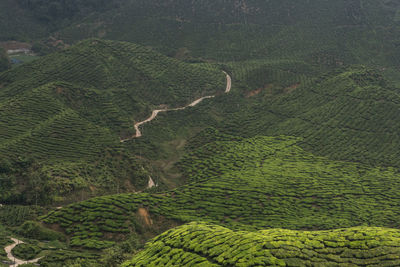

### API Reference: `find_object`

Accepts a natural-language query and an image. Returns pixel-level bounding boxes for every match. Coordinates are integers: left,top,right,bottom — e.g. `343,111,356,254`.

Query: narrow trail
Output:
121,71,231,142
4,238,42,267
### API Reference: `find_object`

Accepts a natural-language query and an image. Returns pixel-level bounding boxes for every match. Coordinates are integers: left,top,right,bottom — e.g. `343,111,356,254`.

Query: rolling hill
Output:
225,66,400,167
126,65,400,168
123,222,400,266
1,1,400,266
0,38,225,204
2,0,399,72
42,134,400,250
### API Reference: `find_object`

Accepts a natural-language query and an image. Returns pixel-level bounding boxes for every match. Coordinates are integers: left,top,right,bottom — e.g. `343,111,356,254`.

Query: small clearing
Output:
137,208,153,226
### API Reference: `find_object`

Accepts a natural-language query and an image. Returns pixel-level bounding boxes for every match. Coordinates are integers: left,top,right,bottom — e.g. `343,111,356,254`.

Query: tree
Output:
26,172,52,205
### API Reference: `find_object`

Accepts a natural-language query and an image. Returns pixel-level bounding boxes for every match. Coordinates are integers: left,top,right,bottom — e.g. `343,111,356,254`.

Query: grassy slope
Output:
42,135,400,249
124,222,400,266
0,39,225,203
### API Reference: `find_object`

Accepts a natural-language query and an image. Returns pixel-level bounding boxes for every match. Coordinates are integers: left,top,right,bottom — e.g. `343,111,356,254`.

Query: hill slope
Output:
123,222,400,266
2,0,399,72
42,135,400,249
55,0,400,69
225,66,400,167
127,66,400,168
0,39,225,204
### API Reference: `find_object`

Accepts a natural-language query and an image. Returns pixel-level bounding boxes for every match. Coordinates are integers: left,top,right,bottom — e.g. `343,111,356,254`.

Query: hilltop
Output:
0,39,225,204
124,222,400,266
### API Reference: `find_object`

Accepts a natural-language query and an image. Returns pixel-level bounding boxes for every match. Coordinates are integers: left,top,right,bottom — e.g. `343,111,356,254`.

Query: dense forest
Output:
16,0,120,22
0,48,10,72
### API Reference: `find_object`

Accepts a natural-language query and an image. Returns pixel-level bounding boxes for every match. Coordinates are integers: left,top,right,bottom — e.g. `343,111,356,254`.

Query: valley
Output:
122,71,231,141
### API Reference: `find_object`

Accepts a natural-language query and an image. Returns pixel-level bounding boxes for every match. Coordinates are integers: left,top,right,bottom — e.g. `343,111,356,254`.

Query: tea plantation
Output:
1,0,400,265
136,65,400,169
0,39,225,204
42,135,400,250
123,222,400,266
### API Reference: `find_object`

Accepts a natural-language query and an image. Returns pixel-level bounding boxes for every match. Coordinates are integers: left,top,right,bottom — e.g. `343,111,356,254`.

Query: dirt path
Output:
148,176,156,188
121,71,232,142
223,71,232,93
4,238,42,267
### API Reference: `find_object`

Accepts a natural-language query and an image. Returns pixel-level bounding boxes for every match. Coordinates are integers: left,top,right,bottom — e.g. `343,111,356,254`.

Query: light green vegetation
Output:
42,135,400,250
124,222,400,266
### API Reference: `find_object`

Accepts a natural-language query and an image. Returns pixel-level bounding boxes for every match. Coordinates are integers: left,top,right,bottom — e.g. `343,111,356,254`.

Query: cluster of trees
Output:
0,48,10,72
17,0,121,22
0,158,51,205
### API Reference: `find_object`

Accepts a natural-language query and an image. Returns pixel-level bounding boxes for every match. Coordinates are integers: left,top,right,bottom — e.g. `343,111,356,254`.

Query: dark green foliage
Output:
0,39,225,106
1,1,400,265
17,221,65,241
0,205,44,226
42,194,149,249
48,0,400,71
0,225,12,262
12,243,41,260
139,65,400,169
38,250,98,267
0,39,224,204
0,48,10,72
16,0,119,22
1,0,399,72
123,222,400,266
98,234,142,267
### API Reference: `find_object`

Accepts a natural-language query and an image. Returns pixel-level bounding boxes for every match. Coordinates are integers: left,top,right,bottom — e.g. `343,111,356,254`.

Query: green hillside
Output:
2,0,399,72
225,66,400,167
124,222,400,266
0,0,119,41
126,65,400,168
0,39,225,204
42,135,400,250
1,1,400,265
54,0,400,69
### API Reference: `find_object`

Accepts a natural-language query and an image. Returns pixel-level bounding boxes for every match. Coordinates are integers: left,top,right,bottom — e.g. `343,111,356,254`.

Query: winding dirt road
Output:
121,71,232,142
4,238,42,267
